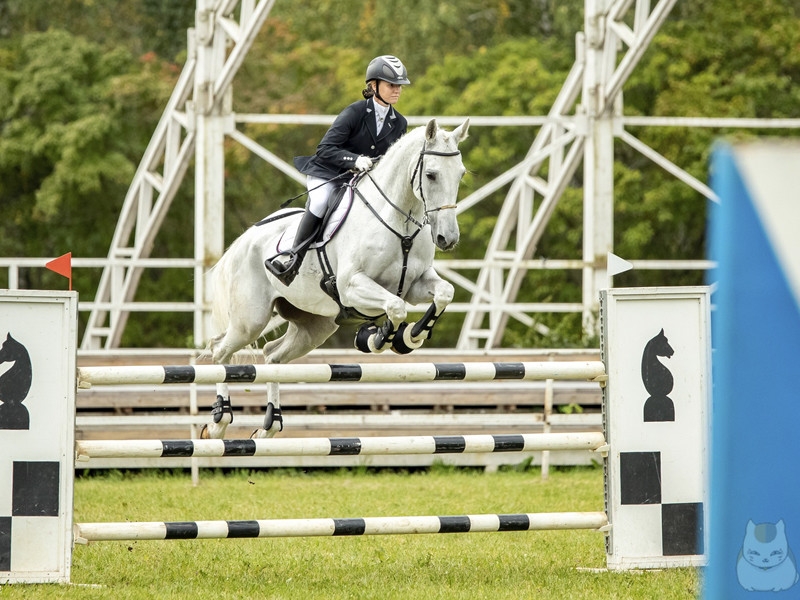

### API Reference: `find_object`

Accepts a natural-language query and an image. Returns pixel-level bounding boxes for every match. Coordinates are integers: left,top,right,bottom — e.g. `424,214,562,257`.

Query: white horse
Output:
202,118,470,439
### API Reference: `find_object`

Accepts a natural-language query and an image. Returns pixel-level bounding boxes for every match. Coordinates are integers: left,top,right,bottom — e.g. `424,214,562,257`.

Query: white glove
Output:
354,155,373,172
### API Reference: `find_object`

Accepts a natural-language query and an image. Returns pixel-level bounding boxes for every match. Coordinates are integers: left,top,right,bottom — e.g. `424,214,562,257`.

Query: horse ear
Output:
425,119,438,141
453,118,470,143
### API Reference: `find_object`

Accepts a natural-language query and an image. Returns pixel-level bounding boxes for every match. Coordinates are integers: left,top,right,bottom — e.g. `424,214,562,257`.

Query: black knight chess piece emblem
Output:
0,333,32,430
641,328,675,422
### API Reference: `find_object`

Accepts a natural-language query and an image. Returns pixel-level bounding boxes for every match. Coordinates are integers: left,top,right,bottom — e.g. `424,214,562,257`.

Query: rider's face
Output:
373,81,402,106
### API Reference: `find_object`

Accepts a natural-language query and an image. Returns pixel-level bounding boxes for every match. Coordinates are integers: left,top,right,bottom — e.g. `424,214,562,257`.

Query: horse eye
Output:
425,171,437,182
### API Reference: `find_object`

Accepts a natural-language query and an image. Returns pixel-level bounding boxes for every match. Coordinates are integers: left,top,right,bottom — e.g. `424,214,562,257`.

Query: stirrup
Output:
265,254,300,285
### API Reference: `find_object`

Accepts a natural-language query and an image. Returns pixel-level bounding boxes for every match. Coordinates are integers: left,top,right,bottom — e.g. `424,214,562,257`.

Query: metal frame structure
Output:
75,0,797,350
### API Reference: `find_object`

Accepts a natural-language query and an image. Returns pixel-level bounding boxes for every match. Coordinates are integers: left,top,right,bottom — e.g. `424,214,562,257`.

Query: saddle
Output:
258,176,370,323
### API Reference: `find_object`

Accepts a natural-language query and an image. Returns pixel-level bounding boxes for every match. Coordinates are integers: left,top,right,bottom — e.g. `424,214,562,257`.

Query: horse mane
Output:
376,124,426,171
373,120,455,177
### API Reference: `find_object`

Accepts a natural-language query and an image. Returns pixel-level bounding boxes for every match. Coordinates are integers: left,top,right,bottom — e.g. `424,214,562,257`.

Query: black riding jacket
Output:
293,98,407,179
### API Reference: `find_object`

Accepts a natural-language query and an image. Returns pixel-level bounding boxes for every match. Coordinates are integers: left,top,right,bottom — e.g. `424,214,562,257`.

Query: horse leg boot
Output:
201,382,233,439
355,319,397,353
392,302,444,354
251,382,283,439
265,211,324,286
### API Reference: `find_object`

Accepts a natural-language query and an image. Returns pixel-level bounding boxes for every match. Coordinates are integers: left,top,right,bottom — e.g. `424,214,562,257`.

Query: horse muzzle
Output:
435,231,459,251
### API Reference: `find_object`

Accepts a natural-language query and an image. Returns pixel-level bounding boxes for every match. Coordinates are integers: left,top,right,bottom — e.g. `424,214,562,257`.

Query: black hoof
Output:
391,322,416,354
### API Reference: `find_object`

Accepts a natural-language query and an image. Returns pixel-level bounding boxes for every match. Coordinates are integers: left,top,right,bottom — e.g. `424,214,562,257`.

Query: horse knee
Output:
385,298,407,326
433,282,455,307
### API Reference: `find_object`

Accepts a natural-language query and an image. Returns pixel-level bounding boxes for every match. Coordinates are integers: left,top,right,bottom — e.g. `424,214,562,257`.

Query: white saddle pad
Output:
274,189,354,253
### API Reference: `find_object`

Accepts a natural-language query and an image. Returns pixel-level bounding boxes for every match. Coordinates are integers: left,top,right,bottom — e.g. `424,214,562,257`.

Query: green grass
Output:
0,467,699,599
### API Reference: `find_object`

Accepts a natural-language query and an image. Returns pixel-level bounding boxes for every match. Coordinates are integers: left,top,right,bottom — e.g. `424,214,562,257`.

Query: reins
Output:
350,141,462,297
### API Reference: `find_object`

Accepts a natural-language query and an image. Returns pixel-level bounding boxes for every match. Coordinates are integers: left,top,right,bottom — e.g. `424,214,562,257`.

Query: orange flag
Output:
45,252,72,290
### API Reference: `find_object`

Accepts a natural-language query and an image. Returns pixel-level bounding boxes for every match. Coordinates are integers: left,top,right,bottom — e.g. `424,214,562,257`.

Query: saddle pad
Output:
274,188,354,254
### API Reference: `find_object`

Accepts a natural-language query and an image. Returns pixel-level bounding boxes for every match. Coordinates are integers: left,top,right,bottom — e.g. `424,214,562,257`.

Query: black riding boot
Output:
265,211,324,286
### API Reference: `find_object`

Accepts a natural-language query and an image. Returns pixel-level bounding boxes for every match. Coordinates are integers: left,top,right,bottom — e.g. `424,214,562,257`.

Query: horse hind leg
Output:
202,309,274,440
250,382,282,439
250,310,338,439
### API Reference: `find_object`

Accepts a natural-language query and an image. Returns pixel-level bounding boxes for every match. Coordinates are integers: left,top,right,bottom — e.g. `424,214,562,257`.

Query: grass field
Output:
0,466,700,599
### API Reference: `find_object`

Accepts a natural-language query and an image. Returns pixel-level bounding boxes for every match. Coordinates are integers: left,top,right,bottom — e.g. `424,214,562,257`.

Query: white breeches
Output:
307,176,337,217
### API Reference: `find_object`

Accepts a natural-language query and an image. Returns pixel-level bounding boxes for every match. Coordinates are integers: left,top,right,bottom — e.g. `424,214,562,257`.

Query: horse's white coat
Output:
203,119,470,438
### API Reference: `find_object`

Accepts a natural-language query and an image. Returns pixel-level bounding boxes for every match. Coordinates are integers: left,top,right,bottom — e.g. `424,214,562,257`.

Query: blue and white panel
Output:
704,141,800,598
602,287,710,570
0,291,77,584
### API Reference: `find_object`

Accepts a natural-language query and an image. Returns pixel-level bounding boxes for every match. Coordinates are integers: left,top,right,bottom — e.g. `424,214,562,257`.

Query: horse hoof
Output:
250,428,269,439
201,420,228,440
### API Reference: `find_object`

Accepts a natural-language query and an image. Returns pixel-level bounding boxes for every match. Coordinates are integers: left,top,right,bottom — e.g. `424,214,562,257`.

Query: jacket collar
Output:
366,97,396,139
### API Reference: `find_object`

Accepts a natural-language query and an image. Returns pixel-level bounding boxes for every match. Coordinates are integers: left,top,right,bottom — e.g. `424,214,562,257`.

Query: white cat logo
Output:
737,520,800,592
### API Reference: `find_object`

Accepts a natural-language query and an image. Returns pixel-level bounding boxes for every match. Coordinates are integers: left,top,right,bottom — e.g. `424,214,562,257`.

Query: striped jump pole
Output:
75,432,608,460
74,511,610,543
76,360,608,388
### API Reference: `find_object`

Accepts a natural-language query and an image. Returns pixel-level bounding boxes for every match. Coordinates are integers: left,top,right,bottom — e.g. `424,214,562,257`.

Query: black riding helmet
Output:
365,55,411,86
364,55,410,104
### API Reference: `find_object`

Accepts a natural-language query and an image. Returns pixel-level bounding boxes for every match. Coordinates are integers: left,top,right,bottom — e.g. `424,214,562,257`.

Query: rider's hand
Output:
354,156,373,172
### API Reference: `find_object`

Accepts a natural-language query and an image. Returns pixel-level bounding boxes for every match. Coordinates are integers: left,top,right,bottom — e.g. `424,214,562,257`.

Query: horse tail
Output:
205,241,238,339
203,229,264,364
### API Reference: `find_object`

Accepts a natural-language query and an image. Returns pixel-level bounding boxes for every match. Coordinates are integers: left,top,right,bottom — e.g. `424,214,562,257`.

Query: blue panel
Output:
705,144,800,597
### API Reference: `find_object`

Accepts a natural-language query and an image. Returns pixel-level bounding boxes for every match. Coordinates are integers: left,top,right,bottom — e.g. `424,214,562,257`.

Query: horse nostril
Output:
437,234,456,250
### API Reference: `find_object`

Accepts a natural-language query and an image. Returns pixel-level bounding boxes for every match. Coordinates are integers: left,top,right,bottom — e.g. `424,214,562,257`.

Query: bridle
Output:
350,140,462,296
410,141,461,217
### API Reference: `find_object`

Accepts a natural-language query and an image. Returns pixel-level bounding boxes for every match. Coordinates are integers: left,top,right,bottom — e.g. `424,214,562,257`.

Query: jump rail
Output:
75,512,610,542
0,288,712,583
76,432,608,460
76,361,608,387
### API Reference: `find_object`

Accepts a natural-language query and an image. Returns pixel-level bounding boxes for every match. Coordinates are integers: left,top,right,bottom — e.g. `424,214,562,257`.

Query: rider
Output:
265,55,411,285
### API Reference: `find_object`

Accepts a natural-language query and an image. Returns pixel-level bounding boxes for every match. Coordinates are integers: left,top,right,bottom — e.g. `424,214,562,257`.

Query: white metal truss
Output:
82,0,277,349
456,0,686,349
80,0,791,351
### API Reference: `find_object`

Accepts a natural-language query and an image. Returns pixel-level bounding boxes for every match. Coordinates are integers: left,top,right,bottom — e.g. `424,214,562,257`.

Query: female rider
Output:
265,55,411,285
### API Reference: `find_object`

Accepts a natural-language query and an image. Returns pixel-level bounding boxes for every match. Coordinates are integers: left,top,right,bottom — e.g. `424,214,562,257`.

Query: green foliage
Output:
0,31,133,267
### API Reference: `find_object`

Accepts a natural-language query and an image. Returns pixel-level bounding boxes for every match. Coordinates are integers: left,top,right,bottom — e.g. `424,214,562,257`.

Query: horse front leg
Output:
341,273,408,353
392,268,454,354
251,382,283,439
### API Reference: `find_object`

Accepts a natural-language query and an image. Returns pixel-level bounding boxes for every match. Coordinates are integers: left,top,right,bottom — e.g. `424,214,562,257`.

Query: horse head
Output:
412,118,470,251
